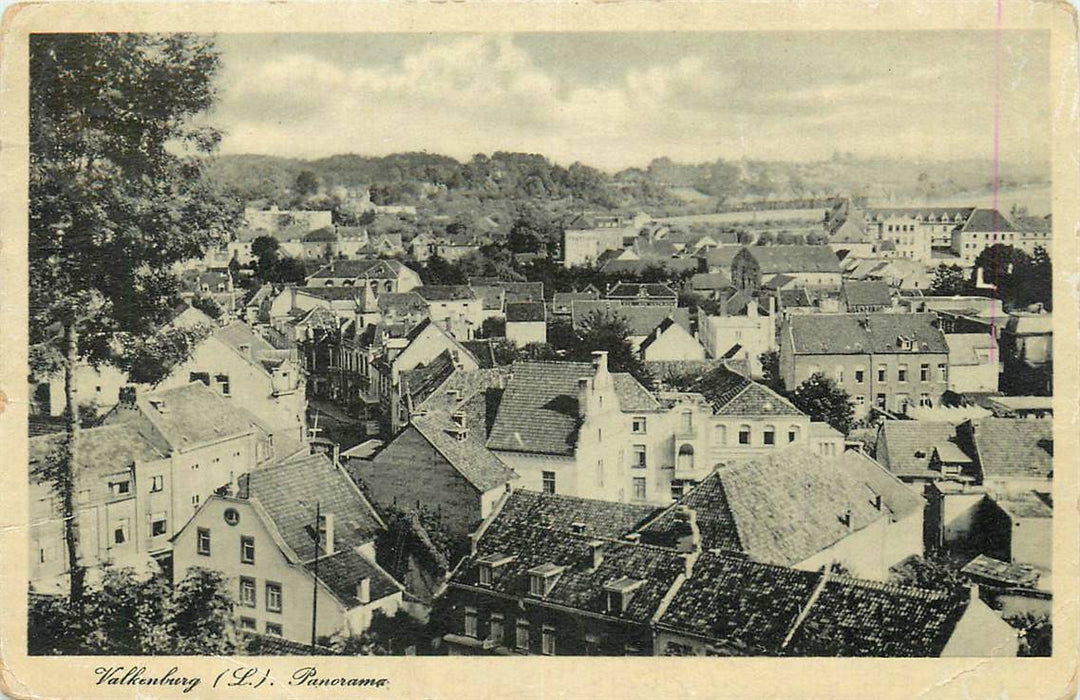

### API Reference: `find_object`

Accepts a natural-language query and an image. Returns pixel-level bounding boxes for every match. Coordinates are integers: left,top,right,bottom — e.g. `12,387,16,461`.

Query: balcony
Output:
673,443,700,479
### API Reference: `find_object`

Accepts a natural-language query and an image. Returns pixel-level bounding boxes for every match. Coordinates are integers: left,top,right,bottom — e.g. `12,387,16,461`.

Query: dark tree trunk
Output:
61,320,84,607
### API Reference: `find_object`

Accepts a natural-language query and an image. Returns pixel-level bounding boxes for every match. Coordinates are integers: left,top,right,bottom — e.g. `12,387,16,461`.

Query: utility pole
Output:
311,499,320,654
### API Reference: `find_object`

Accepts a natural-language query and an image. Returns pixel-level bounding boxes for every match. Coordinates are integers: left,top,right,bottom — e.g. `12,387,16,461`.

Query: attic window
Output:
914,450,926,459
476,551,515,587
527,563,565,597
604,577,644,615
569,522,587,535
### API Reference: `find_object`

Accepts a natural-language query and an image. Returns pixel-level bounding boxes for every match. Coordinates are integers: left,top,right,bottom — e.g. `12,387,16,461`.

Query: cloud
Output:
209,33,1050,171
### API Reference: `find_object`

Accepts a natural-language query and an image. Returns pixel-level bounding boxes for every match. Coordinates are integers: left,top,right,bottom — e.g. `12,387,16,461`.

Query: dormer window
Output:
476,552,515,587
604,577,644,615
527,563,565,597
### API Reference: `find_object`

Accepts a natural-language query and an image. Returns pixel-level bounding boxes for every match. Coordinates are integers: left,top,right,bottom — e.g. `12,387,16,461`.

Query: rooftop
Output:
787,313,948,355
29,424,164,482
571,301,691,337
505,301,547,323
842,280,893,308
302,547,402,606
877,421,969,480
740,246,841,274
113,382,254,453
972,418,1053,481
414,285,477,302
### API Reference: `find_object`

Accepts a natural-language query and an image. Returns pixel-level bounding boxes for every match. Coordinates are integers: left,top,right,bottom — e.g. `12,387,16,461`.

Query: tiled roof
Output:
682,365,803,417
699,245,743,269
415,285,477,301
505,301,546,323
606,282,678,299
838,450,925,520
302,226,338,242
460,339,498,369
246,452,384,562
122,382,254,453
500,282,544,303
571,301,691,337
303,547,401,606
400,350,457,409
657,552,820,653
877,421,968,480
454,492,686,624
961,554,1041,587
308,259,401,280
295,286,368,302
842,280,893,308
213,321,277,358
410,391,518,493
741,246,841,274
612,374,663,411
865,207,975,223
946,333,998,367
957,208,1018,234
486,361,590,455
778,288,814,308
1015,215,1051,234
719,448,885,566
552,291,600,314
782,577,968,657
639,473,742,553
492,490,658,541
690,272,732,291
972,418,1053,481
377,291,428,315
470,286,506,311
29,424,164,482
987,489,1052,519
787,313,948,355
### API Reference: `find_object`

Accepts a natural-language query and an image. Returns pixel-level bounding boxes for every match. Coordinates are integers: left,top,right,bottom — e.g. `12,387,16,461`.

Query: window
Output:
149,475,164,493
189,371,210,386
265,622,282,637
109,480,131,497
631,417,647,434
763,425,776,446
632,477,647,500
224,508,240,526
898,364,908,382
671,480,685,500
738,425,751,445
877,365,887,383
584,633,600,656
464,608,478,638
215,374,231,396
542,471,556,494
938,363,948,382
478,564,493,587
542,626,556,655
876,394,887,409
788,427,799,443
239,577,256,608
854,369,865,384
489,614,505,643
266,582,282,613
197,527,211,556
920,363,931,382
855,395,866,406
239,617,256,631
516,620,530,651
113,519,130,546
714,424,727,445
241,536,255,564
919,393,932,407
191,494,200,508
834,366,844,384
632,445,647,469
150,513,167,537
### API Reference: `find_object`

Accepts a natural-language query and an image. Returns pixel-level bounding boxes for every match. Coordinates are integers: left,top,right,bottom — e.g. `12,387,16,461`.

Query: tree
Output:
790,372,854,434
756,231,776,246
479,317,506,339
295,169,320,197
28,567,236,655
29,34,239,604
929,264,972,296
736,230,754,245
271,257,310,285
571,308,654,389
758,350,781,390
190,294,224,319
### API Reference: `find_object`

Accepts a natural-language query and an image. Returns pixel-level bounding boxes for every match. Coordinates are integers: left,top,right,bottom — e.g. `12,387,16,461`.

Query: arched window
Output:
324,280,335,287
677,444,694,472
763,425,776,446
787,425,801,443
714,424,728,445
738,425,751,445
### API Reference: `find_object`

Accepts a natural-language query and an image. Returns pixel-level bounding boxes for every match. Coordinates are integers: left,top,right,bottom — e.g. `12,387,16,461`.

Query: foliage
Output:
758,350,781,390
29,33,238,603
28,567,236,655
973,244,1052,311
790,372,854,434
886,554,967,594
479,317,506,339
114,324,213,385
1009,613,1052,657
295,169,321,197
190,294,224,319
929,264,973,296
570,308,654,389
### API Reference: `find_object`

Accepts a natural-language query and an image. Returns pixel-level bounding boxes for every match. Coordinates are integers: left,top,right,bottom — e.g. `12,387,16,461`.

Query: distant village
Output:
29,189,1053,657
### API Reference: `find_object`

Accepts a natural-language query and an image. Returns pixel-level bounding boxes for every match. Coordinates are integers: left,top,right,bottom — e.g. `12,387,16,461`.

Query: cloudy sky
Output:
209,32,1049,171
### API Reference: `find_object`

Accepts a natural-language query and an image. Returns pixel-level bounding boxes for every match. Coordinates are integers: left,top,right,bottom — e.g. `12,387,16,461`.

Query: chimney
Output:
357,576,371,605
577,377,590,418
968,583,980,603
589,540,604,570
719,291,729,317
747,300,758,318
767,295,776,316
319,513,336,555
333,442,341,466
591,350,609,377
839,508,852,530
624,533,641,545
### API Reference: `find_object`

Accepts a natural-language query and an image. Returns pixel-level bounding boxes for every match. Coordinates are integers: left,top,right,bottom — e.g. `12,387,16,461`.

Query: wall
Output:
940,596,1020,657
794,515,890,581
1009,515,1052,570
699,313,775,373
359,427,484,544
506,321,547,347
642,324,705,363
173,498,348,645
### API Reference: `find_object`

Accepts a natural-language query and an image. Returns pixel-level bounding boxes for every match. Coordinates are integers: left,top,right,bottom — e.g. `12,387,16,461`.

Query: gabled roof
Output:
552,290,600,314
639,316,689,353
245,451,384,562
778,288,814,308
957,208,1018,234
842,280,893,308
213,321,278,358
787,313,948,355
740,246,841,274
301,226,338,242
308,259,403,280
945,333,997,366
606,282,678,299
972,418,1053,481
486,489,658,541
877,421,969,480
377,291,428,315
400,350,457,409
571,301,691,337
29,424,164,482
641,447,886,567
452,491,685,624
302,547,402,606
699,245,743,268
415,285,477,302
838,450,925,520
681,365,803,417
470,286,506,311
505,301,546,323
690,272,732,291
112,382,254,453
459,339,498,369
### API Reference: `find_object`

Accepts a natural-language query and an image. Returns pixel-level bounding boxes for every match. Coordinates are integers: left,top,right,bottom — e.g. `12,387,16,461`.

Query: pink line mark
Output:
989,0,1003,363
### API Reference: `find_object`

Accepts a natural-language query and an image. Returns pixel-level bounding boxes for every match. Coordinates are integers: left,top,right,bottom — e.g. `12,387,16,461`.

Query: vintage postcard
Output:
0,1,1077,698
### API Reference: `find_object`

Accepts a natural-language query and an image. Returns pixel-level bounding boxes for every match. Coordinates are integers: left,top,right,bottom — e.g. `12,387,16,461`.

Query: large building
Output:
780,313,950,417
731,246,842,293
